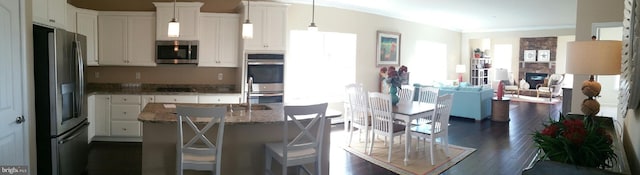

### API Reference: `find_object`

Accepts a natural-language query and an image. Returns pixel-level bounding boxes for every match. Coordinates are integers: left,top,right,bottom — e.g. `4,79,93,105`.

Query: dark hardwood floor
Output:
84,101,560,175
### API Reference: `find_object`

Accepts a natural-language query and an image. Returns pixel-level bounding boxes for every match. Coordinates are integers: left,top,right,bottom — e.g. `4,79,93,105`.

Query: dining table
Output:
392,101,436,166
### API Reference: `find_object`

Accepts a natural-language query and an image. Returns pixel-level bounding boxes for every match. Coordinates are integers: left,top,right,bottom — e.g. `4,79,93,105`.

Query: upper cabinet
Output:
76,9,99,66
198,13,240,67
66,4,76,33
98,12,156,66
33,0,67,29
241,2,288,51
154,2,203,41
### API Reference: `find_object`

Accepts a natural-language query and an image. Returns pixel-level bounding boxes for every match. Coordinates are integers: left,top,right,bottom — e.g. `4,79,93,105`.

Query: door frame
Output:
18,0,34,173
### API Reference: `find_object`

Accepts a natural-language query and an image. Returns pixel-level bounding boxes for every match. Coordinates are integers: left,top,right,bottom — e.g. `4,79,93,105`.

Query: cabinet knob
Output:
123,112,127,115
49,19,55,22
122,128,127,131
173,99,177,102
124,98,127,101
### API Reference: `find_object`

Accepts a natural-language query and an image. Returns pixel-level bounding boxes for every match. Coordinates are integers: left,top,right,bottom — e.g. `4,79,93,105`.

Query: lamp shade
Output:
168,20,180,38
494,68,509,81
242,22,253,39
566,40,622,75
455,64,466,73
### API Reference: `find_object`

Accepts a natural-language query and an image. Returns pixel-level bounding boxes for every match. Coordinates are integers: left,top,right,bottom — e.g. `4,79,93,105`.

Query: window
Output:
493,44,512,70
286,31,357,103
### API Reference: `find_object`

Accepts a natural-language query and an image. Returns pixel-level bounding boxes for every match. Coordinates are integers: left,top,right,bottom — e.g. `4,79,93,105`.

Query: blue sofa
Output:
414,85,493,121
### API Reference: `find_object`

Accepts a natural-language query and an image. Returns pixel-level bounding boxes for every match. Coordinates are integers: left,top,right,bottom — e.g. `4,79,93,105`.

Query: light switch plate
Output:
217,73,223,80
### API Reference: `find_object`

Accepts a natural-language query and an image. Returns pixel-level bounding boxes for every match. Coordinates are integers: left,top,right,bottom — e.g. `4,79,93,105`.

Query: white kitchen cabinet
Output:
111,121,141,137
66,4,76,33
155,95,199,104
98,12,156,66
141,95,155,111
154,2,203,41
241,2,288,51
91,95,111,137
110,95,142,137
76,9,99,66
33,0,67,29
198,13,240,67
198,94,242,104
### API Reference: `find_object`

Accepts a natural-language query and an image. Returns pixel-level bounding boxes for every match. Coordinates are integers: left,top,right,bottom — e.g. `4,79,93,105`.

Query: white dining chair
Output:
176,106,227,175
367,92,406,162
397,87,414,105
345,84,371,152
410,94,454,165
414,86,439,125
264,103,328,175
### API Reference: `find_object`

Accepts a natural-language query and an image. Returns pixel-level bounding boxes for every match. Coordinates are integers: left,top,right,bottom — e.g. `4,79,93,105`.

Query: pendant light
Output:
307,0,318,31
242,0,254,39
167,0,180,37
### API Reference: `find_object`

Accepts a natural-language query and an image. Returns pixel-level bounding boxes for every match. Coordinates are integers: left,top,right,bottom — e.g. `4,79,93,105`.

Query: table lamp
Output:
565,40,622,116
455,64,466,83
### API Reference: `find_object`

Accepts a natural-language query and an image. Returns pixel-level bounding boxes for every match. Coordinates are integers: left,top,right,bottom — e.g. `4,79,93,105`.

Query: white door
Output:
0,0,27,165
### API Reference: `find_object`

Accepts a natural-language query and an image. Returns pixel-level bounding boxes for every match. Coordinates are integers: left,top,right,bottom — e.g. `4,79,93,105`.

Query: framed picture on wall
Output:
538,50,551,62
376,31,401,66
524,50,536,62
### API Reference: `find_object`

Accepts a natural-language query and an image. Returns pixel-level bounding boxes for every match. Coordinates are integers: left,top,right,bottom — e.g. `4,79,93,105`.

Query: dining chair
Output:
410,94,453,165
176,106,227,175
397,87,414,105
345,84,371,152
264,103,328,175
367,92,406,162
415,86,439,125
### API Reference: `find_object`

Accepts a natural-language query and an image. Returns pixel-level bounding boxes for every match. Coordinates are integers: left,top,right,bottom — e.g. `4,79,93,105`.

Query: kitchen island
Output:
138,103,341,175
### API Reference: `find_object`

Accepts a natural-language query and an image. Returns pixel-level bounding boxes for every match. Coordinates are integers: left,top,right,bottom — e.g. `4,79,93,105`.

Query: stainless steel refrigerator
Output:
33,24,89,175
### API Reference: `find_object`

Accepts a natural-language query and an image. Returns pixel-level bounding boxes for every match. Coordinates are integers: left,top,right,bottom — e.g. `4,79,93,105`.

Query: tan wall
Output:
85,66,238,85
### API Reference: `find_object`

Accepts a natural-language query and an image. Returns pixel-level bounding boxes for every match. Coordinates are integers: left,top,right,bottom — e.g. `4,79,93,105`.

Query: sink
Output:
230,104,272,111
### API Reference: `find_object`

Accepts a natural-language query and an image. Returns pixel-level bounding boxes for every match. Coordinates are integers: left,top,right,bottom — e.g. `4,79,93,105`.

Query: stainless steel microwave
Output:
156,40,198,64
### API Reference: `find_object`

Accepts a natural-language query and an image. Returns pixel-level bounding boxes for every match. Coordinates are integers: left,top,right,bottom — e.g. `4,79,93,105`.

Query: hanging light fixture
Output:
167,0,180,37
242,0,253,39
307,0,318,31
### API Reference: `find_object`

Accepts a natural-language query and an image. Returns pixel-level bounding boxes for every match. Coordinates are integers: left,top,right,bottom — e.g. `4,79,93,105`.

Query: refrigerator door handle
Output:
74,40,85,118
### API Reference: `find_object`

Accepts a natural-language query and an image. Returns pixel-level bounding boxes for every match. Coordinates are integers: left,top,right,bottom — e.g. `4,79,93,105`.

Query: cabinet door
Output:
141,95,155,111
244,5,267,51
176,6,199,40
98,15,127,65
197,15,221,67
111,121,141,137
93,95,111,136
66,4,76,33
77,10,99,66
32,0,48,24
199,94,242,104
155,95,198,104
218,15,239,67
127,15,156,66
110,104,141,121
263,6,286,51
48,0,67,28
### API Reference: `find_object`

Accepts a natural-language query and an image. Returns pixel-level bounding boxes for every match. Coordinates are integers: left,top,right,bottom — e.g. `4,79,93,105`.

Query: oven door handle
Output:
247,61,284,65
250,93,284,97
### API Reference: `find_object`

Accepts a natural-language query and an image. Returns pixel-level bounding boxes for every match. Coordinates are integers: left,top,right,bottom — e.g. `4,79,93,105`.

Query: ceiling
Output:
69,0,578,33
277,0,578,33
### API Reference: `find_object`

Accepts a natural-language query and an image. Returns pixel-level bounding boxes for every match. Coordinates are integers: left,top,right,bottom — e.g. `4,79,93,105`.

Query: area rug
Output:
508,95,561,104
342,135,475,175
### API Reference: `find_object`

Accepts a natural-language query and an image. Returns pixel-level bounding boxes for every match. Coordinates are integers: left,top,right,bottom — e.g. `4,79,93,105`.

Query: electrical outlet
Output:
135,72,141,79
94,72,99,78
217,73,223,80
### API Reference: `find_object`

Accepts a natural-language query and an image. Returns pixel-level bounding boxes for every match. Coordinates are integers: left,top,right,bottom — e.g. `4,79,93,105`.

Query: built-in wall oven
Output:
247,53,284,103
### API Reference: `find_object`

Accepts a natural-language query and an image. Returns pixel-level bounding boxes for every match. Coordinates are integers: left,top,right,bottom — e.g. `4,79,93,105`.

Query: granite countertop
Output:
138,103,342,125
87,83,241,95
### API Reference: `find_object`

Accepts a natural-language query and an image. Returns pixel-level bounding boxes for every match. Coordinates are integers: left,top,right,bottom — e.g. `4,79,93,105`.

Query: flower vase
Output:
390,85,399,105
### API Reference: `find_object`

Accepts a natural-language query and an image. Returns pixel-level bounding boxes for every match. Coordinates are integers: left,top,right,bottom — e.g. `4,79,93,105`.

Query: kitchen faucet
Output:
247,77,253,112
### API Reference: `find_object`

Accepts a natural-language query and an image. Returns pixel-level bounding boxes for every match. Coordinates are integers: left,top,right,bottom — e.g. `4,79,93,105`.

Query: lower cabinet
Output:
89,93,241,142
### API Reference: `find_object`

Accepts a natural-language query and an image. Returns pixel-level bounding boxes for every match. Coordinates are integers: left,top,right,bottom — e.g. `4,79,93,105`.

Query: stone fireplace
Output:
518,37,557,84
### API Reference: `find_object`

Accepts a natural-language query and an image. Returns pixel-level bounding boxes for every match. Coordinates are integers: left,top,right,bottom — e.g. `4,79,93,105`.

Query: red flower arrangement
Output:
379,65,408,88
533,114,616,169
